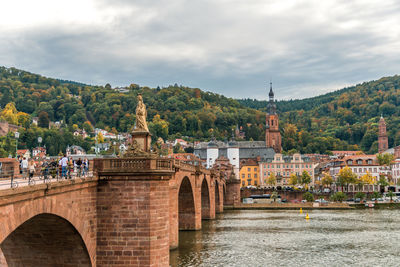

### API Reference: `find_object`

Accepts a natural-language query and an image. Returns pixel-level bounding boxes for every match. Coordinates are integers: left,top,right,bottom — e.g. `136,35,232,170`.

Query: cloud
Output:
1,0,400,100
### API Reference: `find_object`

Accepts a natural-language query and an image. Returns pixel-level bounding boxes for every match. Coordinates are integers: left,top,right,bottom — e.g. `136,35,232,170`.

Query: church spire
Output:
268,81,274,100
267,82,276,115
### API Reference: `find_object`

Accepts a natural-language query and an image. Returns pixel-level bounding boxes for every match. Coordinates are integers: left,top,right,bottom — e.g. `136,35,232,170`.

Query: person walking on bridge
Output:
28,159,36,182
21,157,28,179
60,154,68,179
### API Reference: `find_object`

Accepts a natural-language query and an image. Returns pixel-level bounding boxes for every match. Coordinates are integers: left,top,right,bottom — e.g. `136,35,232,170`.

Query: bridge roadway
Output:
0,157,240,267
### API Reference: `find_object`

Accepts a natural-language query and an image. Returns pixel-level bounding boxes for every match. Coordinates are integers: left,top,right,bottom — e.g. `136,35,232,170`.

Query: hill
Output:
239,75,400,153
1,66,396,155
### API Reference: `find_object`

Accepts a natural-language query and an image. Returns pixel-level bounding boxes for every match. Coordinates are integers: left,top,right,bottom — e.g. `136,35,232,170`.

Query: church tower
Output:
378,115,388,153
265,82,281,152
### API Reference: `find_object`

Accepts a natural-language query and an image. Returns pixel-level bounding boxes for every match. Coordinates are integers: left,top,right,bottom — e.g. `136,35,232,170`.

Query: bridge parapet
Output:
94,157,174,176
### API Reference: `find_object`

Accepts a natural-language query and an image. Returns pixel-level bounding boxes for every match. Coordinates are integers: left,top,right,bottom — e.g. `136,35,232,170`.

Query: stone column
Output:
96,158,174,267
225,178,241,207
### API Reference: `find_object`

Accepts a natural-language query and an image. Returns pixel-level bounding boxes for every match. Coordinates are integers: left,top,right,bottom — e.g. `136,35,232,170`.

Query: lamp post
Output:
14,132,19,158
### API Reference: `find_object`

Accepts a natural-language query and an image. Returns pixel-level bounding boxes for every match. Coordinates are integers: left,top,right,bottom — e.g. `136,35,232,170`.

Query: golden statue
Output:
134,94,149,132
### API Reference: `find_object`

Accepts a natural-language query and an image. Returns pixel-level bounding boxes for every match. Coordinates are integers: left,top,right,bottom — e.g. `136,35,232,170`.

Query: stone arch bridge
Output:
0,157,240,267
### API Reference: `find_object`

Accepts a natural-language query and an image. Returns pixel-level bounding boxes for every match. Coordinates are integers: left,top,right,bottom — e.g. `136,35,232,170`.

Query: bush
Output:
303,192,314,202
355,192,366,200
331,192,346,202
371,191,381,200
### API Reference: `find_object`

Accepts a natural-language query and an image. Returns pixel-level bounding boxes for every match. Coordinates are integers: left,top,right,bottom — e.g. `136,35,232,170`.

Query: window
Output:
374,168,377,172
242,181,245,186
277,164,280,168
248,174,251,178
359,168,362,173
367,159,372,165
295,157,299,161
242,174,245,178
268,164,270,168
254,181,258,186
264,172,266,176
254,168,257,172
254,174,257,178
248,168,250,172
247,179,252,185
268,172,270,176
277,157,280,161
369,168,372,172
357,160,362,165
347,160,353,165
296,164,299,168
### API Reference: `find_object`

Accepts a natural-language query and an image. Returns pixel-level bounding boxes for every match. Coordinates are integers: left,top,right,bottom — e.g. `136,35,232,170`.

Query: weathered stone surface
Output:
0,158,228,267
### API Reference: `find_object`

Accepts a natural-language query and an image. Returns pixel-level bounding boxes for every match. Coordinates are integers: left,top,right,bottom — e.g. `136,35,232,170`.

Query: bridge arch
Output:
178,176,196,230
0,183,97,266
201,177,211,219
1,213,91,267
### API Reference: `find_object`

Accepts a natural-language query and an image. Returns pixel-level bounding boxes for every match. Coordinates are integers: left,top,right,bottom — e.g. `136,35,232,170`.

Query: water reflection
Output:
170,210,400,266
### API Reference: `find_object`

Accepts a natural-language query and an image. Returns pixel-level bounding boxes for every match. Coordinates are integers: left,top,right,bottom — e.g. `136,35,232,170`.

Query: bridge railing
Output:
0,167,94,190
94,158,174,173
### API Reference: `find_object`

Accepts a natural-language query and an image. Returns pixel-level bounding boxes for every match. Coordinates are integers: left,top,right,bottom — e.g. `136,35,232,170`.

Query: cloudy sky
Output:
1,0,400,100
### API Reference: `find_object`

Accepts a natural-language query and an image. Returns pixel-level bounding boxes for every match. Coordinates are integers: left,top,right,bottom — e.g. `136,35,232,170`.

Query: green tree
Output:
387,190,395,202
148,114,169,140
38,111,50,128
377,175,389,189
289,173,298,187
303,192,314,202
300,170,312,187
331,192,346,202
321,172,333,188
337,166,357,192
267,173,277,187
355,192,366,201
371,191,381,203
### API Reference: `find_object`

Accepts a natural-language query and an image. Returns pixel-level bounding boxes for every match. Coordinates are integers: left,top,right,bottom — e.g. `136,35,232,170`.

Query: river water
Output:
170,209,400,266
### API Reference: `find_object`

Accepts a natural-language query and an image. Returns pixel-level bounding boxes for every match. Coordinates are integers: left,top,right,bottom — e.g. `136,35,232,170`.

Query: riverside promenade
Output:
225,202,353,210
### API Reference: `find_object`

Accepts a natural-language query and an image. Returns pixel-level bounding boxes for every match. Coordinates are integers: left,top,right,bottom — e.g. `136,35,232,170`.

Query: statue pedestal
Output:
132,130,152,152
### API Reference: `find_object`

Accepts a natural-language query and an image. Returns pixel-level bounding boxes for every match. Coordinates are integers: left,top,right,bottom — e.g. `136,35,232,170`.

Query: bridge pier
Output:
225,178,241,207
95,158,174,267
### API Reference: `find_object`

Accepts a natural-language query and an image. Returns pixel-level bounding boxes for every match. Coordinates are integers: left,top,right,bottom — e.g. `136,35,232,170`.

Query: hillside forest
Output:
0,66,399,156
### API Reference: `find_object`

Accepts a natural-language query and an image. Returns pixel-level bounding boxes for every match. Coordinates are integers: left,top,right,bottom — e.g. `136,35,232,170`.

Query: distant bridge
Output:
0,157,240,267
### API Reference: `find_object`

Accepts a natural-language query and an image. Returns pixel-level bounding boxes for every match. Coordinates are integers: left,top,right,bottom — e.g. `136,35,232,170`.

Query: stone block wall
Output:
96,177,170,267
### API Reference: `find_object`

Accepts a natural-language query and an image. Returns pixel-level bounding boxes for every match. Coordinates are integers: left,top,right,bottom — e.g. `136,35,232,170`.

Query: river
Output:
170,209,400,266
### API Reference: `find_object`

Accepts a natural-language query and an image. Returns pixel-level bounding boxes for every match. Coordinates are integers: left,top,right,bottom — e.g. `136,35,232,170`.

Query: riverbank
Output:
350,202,400,209
225,202,353,210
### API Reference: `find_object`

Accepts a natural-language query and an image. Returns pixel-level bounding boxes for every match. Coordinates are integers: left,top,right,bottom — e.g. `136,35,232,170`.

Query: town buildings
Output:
239,159,259,187
194,84,280,177
260,153,316,187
